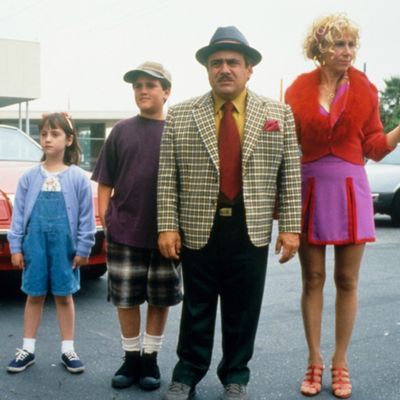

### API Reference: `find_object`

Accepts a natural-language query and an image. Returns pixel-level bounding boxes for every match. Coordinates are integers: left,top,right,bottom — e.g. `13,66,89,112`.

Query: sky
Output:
0,0,399,113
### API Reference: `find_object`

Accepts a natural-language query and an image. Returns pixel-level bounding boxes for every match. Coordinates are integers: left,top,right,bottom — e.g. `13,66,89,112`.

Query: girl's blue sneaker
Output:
61,351,85,374
7,348,35,373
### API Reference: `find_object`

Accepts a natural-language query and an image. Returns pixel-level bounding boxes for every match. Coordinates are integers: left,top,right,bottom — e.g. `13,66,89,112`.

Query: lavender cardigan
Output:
8,164,95,258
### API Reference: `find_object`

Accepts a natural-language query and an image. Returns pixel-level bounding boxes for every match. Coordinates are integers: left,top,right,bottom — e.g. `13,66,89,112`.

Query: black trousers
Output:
172,205,269,386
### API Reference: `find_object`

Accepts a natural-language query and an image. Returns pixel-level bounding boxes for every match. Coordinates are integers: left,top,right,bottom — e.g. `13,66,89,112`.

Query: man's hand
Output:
72,255,89,269
275,232,300,264
11,253,25,269
158,231,181,260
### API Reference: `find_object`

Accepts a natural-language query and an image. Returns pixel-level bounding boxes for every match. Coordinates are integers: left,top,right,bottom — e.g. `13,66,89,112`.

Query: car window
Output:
0,126,42,161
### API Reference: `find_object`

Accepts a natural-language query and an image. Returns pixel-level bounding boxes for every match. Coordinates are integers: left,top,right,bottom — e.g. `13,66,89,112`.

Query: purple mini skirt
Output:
301,155,375,245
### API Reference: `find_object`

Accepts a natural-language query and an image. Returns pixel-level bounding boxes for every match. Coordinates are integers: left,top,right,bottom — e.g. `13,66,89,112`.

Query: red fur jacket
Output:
285,67,391,165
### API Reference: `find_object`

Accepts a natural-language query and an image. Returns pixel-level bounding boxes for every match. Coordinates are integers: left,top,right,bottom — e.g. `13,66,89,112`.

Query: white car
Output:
365,145,400,224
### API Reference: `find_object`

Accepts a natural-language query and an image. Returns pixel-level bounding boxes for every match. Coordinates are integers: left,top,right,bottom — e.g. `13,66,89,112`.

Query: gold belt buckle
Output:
219,207,232,217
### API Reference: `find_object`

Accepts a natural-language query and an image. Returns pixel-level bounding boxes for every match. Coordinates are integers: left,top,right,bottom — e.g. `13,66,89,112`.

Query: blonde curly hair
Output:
303,13,360,64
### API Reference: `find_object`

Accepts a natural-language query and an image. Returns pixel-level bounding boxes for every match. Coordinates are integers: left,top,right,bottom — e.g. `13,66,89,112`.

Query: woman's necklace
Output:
322,84,337,104
320,71,346,105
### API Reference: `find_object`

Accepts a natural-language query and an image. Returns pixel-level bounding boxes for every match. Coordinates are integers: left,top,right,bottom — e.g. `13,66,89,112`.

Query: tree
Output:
380,76,400,131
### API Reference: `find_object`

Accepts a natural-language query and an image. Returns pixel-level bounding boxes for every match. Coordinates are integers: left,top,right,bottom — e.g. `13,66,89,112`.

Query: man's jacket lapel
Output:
242,92,265,170
192,93,219,173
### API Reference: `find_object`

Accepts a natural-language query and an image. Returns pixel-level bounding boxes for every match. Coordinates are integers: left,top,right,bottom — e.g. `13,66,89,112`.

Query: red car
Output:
0,124,106,279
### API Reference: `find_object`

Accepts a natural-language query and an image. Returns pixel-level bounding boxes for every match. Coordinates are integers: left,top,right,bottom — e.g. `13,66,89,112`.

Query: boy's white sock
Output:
61,340,75,354
22,338,36,354
143,332,164,354
121,334,141,352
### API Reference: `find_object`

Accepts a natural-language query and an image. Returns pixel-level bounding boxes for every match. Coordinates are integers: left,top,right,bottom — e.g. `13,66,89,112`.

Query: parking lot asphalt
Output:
0,218,399,400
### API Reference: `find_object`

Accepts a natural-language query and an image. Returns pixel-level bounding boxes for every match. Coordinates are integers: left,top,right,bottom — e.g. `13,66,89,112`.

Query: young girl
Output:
7,112,95,374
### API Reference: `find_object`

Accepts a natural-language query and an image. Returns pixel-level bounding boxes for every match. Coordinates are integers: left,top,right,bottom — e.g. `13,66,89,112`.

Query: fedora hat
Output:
123,61,172,86
195,26,262,66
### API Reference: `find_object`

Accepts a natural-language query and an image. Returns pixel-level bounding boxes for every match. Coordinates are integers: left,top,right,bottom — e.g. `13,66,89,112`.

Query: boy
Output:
92,61,181,391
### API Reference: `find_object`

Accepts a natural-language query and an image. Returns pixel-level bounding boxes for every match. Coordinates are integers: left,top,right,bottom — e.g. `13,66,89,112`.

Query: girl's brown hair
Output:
39,112,81,165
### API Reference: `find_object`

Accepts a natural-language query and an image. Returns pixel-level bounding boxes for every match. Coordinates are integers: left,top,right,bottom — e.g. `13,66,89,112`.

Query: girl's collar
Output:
40,163,70,176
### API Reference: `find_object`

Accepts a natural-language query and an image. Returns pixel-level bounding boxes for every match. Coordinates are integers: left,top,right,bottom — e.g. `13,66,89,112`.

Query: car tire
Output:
80,265,107,279
390,192,400,226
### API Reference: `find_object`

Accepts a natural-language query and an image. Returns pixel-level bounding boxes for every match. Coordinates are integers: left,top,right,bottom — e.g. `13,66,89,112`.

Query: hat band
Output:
212,39,242,45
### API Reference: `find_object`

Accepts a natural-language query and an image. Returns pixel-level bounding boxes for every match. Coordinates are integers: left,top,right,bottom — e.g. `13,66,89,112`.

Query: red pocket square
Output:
263,119,280,132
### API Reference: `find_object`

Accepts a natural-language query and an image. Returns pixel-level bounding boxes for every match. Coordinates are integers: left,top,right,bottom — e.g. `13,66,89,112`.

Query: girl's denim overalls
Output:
22,191,80,296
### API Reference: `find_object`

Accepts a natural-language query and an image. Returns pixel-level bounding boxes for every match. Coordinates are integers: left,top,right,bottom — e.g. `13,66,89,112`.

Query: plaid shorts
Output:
106,237,182,308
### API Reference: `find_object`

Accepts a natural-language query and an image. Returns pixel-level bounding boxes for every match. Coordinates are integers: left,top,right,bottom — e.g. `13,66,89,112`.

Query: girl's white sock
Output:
22,338,36,354
61,340,75,354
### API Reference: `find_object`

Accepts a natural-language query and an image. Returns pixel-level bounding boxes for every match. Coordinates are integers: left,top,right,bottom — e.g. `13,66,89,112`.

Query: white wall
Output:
0,38,40,105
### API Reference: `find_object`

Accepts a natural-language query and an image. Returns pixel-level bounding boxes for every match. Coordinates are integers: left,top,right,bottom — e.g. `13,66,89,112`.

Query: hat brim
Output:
195,42,262,66
123,69,166,83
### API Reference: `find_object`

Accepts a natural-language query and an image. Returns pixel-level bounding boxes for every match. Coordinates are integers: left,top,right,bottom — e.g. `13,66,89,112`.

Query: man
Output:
158,27,301,400
92,61,181,391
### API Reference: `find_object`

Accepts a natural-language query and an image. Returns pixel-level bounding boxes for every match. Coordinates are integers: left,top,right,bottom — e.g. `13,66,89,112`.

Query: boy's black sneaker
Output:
61,351,85,373
7,349,35,373
139,352,161,390
112,351,141,389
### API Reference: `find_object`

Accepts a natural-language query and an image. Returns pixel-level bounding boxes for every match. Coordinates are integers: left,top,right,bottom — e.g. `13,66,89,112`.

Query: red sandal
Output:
331,366,352,399
300,364,324,397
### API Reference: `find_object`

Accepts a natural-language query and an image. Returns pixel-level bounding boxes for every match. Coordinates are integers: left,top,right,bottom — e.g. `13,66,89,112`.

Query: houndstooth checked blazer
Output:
157,89,301,249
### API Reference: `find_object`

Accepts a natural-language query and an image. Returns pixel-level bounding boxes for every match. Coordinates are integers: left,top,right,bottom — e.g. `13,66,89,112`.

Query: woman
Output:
285,14,400,399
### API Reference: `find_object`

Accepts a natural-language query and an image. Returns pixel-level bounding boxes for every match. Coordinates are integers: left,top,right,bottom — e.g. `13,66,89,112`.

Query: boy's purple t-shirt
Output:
92,115,165,249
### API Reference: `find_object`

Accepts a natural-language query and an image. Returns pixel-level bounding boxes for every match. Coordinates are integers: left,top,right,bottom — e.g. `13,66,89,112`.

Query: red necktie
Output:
218,101,242,201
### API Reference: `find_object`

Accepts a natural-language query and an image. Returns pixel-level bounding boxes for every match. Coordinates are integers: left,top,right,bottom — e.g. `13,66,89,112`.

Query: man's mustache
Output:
217,74,233,82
